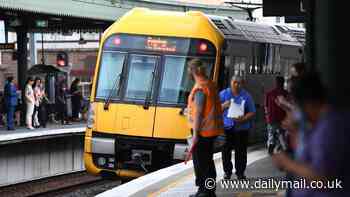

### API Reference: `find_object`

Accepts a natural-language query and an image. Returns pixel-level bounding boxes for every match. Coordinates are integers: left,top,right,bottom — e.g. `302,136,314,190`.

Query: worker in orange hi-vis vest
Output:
185,58,223,197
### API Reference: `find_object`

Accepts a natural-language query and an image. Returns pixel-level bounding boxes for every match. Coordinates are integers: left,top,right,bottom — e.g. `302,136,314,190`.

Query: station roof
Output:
208,15,305,46
0,0,128,21
0,0,245,33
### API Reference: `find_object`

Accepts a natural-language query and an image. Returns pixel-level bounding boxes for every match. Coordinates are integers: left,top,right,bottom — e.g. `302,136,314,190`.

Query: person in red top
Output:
264,76,289,154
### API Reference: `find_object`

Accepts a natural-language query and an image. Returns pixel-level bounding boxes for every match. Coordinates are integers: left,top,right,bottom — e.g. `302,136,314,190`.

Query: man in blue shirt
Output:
4,76,18,130
220,75,256,180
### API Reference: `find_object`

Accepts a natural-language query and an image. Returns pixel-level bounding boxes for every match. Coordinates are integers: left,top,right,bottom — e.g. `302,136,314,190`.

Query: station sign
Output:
36,20,48,28
0,43,15,50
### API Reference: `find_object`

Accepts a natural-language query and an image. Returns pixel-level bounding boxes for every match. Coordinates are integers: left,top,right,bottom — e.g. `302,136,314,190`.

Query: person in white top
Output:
32,77,43,128
25,77,35,130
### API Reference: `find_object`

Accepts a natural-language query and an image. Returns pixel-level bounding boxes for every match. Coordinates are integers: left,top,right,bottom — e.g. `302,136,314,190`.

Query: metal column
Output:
313,2,347,108
16,26,28,125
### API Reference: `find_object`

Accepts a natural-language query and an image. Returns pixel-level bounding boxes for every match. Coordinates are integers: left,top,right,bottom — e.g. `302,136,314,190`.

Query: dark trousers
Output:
57,103,66,124
38,104,47,127
222,128,249,176
192,136,216,193
72,96,81,119
6,106,15,130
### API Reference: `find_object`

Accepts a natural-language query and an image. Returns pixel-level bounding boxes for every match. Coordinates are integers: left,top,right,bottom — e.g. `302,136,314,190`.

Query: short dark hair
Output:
26,77,34,84
7,76,14,82
275,76,284,88
188,58,206,75
291,62,306,76
291,72,327,106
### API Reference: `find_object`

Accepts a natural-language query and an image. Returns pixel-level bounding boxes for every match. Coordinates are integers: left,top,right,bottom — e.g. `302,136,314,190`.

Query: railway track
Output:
0,171,121,197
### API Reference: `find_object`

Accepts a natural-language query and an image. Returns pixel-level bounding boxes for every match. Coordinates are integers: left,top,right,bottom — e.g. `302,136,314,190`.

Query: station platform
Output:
0,123,85,145
97,146,286,197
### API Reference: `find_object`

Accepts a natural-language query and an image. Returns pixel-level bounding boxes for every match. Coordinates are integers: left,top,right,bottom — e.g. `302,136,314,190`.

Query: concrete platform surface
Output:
0,123,85,144
97,146,286,197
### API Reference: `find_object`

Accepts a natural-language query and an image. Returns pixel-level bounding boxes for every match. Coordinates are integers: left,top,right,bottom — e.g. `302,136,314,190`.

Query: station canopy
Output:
0,0,246,33
0,0,129,33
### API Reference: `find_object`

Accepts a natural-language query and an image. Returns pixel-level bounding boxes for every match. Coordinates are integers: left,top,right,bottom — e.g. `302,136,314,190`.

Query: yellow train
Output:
84,8,224,178
84,8,304,178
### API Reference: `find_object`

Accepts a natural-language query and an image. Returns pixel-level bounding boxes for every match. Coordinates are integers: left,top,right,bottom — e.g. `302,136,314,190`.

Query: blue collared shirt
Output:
4,82,17,107
219,88,256,131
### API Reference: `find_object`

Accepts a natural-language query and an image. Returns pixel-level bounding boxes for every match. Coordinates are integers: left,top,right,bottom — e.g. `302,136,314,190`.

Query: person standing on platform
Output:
70,78,82,121
37,80,48,128
219,75,256,180
56,79,71,125
272,72,350,196
264,76,289,154
185,58,224,197
32,77,42,128
4,76,18,130
25,77,35,130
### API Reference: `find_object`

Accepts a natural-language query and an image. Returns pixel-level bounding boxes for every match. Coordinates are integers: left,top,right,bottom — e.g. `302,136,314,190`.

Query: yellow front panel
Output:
153,107,189,139
95,102,119,132
115,104,155,137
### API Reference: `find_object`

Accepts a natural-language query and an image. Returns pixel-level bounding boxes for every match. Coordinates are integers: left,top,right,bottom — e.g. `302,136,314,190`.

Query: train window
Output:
158,56,214,104
233,56,246,76
281,58,298,77
124,54,158,101
95,52,126,99
272,45,281,74
264,44,274,74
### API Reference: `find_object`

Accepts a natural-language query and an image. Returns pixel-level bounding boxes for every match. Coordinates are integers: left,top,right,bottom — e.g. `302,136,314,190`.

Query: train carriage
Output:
84,8,304,178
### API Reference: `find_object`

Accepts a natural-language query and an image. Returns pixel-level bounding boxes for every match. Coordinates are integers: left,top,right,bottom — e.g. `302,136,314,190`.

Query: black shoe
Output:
208,191,216,197
237,174,247,180
223,173,231,180
189,191,210,197
268,144,275,155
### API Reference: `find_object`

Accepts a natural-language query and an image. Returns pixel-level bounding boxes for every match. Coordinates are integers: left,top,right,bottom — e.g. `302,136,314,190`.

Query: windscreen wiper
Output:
143,71,155,110
104,74,121,110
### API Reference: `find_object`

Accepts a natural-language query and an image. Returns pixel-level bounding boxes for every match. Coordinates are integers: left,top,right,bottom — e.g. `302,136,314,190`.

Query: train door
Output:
152,56,190,139
153,56,215,139
115,54,160,137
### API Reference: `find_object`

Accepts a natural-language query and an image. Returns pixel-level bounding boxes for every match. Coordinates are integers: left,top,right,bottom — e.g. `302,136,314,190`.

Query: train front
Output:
84,8,223,178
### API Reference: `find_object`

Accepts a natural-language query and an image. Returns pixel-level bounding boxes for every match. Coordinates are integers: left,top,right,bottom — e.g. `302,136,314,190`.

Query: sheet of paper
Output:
227,99,245,118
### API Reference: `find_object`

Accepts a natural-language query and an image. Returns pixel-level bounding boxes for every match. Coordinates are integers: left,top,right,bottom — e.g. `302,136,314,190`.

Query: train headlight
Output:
98,157,107,166
87,103,95,129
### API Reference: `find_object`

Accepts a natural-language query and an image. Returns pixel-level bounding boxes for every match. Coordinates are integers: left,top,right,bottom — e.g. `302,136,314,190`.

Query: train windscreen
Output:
95,52,126,100
95,34,217,105
158,56,214,104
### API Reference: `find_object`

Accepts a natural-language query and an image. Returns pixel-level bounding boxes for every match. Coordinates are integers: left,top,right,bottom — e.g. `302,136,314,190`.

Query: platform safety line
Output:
147,172,194,197
147,155,223,197
237,192,253,197
148,149,268,197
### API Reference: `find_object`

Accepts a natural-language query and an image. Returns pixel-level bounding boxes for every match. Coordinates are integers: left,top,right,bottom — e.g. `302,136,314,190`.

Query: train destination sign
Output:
0,43,15,50
146,37,177,52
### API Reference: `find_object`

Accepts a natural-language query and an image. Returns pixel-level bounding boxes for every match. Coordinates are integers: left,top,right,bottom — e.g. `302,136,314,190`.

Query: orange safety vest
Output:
187,79,224,137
